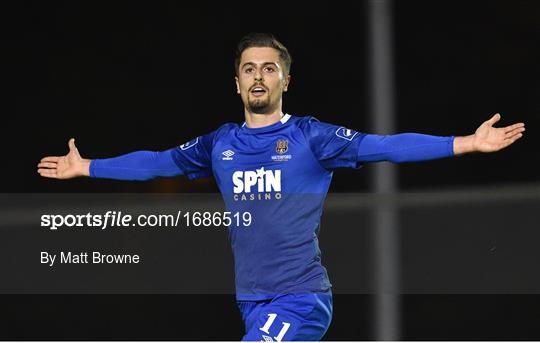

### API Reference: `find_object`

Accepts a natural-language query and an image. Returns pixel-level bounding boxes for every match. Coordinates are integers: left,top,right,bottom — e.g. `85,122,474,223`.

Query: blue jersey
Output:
90,114,454,300
171,114,364,300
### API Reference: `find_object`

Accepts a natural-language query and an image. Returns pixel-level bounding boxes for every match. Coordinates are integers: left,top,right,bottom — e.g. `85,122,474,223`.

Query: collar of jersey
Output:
240,113,292,134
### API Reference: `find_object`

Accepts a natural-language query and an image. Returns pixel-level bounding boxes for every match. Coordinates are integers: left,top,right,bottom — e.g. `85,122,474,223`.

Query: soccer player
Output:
38,33,525,341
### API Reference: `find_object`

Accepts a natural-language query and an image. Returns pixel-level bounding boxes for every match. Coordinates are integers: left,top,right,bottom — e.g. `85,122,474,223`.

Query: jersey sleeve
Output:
170,131,216,180
299,116,367,169
90,149,183,181
357,133,455,163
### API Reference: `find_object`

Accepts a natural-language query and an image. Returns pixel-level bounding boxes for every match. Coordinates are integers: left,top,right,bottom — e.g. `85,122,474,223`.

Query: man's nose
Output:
254,69,263,81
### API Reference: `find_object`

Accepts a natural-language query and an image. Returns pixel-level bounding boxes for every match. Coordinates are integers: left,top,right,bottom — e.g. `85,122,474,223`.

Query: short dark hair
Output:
235,33,292,76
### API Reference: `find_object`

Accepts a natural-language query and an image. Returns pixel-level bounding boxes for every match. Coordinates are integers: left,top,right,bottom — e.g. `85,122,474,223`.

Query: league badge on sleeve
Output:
335,127,358,141
179,137,199,150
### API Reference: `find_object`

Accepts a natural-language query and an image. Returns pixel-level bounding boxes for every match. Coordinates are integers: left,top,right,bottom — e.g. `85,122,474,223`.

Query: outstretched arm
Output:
453,113,525,155
38,138,91,179
357,113,525,163
38,138,182,181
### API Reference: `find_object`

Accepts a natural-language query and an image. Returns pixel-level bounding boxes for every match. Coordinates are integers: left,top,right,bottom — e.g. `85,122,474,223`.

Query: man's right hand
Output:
38,138,91,179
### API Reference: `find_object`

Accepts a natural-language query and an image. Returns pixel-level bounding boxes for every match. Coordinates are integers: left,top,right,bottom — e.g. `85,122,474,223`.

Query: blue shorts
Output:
237,291,333,341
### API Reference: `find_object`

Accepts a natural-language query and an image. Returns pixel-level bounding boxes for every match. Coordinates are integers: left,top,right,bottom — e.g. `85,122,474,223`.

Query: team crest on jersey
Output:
272,139,292,162
179,137,199,150
275,139,288,154
335,127,358,141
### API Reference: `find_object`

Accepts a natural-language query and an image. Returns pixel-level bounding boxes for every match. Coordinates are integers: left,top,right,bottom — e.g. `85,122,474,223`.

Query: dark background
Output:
2,0,540,340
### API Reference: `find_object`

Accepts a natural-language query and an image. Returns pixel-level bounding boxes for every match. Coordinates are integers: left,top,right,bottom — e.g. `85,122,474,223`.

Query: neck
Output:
244,105,284,129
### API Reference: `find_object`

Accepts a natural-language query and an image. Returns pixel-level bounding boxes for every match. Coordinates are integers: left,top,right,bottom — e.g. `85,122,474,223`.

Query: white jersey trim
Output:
241,113,291,127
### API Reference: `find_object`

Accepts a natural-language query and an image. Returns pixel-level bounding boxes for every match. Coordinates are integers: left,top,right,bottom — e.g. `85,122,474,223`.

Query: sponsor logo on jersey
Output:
335,127,358,141
222,150,234,160
179,137,199,150
232,167,282,201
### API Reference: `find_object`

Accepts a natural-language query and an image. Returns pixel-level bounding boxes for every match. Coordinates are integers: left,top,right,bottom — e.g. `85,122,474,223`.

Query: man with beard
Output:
38,33,525,341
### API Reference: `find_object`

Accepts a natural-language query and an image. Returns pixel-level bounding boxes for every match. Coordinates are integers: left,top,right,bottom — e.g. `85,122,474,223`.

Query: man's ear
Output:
235,76,240,94
283,74,291,92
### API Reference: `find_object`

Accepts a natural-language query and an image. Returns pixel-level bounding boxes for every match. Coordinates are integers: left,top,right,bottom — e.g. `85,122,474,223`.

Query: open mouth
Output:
250,86,267,97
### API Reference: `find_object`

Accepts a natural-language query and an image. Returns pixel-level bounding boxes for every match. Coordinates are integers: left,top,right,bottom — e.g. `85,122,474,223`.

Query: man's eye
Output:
264,67,275,72
245,68,254,73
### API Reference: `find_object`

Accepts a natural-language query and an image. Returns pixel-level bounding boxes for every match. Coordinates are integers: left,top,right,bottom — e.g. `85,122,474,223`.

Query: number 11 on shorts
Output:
259,313,291,342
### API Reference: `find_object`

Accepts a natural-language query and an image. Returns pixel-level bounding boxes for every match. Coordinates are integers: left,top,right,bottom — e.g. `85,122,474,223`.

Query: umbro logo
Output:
222,150,235,160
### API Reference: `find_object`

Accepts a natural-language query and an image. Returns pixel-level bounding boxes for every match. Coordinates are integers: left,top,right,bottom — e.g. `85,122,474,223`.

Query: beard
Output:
247,96,274,114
